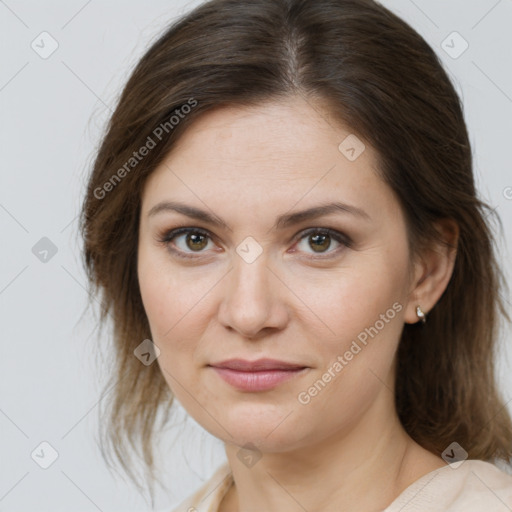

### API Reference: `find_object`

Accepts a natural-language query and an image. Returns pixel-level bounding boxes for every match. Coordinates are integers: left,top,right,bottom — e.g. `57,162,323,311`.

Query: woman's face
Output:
138,97,418,453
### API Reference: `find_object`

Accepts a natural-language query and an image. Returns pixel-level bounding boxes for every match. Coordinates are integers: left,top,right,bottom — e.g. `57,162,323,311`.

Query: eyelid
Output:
293,227,352,247
289,227,352,259
156,226,217,260
157,225,352,260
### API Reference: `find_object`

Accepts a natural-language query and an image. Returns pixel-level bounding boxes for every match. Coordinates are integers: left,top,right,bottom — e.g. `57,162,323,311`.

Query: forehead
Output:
163,98,370,175
141,97,400,227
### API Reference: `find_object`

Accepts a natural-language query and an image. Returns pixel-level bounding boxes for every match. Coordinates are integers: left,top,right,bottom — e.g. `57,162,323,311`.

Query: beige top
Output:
170,459,512,512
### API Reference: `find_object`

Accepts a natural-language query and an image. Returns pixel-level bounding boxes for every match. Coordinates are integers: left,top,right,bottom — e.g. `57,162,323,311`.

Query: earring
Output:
416,305,427,324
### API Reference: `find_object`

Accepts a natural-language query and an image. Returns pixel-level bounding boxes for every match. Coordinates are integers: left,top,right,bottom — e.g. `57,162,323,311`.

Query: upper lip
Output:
209,358,307,371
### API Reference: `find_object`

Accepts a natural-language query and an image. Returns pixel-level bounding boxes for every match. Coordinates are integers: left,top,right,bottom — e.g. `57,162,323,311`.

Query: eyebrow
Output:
147,200,371,231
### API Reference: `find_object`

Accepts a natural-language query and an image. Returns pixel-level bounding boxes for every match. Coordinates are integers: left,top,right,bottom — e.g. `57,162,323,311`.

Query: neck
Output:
221,391,444,512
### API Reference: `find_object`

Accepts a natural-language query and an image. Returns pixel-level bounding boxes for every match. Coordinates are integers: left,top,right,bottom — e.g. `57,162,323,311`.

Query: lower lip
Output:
211,367,308,392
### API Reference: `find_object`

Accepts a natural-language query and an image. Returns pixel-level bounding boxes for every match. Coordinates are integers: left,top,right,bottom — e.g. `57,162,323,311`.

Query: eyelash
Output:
156,226,352,261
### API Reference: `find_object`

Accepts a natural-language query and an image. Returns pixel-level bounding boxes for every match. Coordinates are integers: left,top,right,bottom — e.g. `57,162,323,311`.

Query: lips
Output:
209,358,307,371
208,358,309,392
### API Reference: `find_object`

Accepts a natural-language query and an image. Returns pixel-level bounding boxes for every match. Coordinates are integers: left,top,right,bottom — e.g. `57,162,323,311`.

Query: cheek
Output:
292,246,408,394
138,249,188,344
138,262,170,333
292,260,405,341
137,255,200,399
291,280,405,443
138,245,195,332
137,249,219,375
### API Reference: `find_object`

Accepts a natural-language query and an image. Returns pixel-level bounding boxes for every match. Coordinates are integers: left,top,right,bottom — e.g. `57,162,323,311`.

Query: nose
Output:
217,252,289,339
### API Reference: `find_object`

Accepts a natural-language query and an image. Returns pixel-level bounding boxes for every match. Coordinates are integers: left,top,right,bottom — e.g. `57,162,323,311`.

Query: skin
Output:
137,96,459,512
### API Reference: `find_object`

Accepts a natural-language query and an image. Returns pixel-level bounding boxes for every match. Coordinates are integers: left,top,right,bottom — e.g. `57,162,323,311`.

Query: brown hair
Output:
80,0,512,498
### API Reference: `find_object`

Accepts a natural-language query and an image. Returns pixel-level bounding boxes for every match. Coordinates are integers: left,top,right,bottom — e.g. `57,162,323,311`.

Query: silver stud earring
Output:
416,305,427,324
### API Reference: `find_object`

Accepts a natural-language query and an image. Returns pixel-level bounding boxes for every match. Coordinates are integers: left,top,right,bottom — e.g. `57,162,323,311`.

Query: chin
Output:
217,415,306,452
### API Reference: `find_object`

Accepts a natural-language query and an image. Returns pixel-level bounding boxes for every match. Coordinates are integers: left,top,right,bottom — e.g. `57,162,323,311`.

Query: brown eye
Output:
293,228,351,258
159,227,214,259
309,233,332,253
159,226,351,261
185,232,208,251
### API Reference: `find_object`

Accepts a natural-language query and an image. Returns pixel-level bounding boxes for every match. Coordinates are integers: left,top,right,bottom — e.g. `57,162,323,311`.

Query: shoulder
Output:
385,459,512,512
170,462,233,512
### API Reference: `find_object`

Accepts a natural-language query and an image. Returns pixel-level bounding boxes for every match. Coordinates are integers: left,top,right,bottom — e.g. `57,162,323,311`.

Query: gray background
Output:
1,1,511,510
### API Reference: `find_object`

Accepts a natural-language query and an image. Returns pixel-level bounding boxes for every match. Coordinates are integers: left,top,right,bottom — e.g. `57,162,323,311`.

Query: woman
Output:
80,0,512,510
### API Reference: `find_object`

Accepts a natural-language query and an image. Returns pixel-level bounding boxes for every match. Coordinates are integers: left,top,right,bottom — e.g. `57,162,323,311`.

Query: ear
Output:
404,218,459,324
